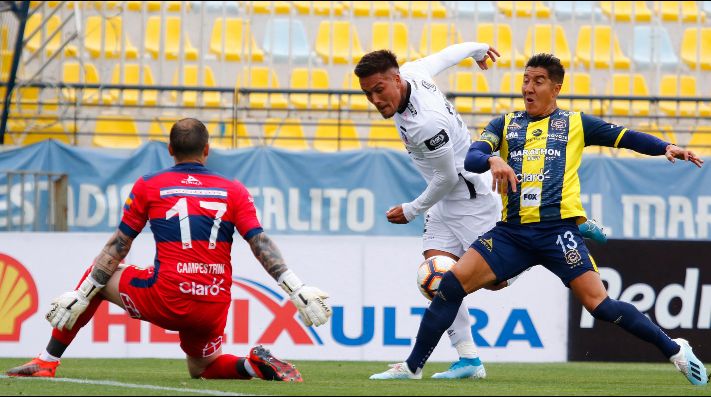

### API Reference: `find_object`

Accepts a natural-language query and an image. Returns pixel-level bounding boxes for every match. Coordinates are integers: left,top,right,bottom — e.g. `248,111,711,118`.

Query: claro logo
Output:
0,253,39,341
581,267,711,330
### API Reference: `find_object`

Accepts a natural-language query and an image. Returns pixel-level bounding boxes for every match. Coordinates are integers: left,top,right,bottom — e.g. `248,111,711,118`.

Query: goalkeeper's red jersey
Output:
119,162,262,303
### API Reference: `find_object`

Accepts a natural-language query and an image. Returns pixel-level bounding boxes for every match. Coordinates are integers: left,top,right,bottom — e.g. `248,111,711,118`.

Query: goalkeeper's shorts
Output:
118,265,229,358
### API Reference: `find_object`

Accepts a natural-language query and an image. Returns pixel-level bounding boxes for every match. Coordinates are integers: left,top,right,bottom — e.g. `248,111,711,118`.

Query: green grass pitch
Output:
0,358,708,396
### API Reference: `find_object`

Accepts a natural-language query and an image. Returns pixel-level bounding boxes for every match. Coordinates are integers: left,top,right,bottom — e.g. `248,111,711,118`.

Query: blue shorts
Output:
470,219,598,287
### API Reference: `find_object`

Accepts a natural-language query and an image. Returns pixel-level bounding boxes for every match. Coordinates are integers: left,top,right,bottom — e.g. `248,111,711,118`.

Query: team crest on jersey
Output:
532,128,544,137
551,118,567,130
425,130,449,151
181,175,202,186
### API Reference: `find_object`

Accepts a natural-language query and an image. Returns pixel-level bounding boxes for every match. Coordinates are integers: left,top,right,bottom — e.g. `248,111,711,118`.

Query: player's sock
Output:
406,272,467,374
449,304,478,359
49,265,105,351
200,354,252,380
38,350,61,363
591,297,681,358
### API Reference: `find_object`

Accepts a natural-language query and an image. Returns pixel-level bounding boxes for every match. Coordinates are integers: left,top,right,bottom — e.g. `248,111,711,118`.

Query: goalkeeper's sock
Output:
406,272,467,374
49,265,105,349
591,297,681,358
200,354,252,380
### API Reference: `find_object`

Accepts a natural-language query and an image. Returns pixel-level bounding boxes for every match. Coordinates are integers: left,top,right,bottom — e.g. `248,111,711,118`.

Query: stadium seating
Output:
420,24,473,67
110,64,158,106
206,120,254,148
371,22,420,62
497,73,525,113
84,16,138,59
654,1,706,22
636,123,678,145
340,73,370,110
240,1,291,14
343,1,392,17
393,1,447,18
263,18,310,63
263,118,310,150
290,68,335,109
1,26,8,52
61,62,109,104
443,1,496,19
476,24,525,68
316,21,364,64
171,65,221,107
450,72,494,115
367,120,403,150
575,26,631,69
25,14,77,57
680,28,711,70
548,1,605,20
127,1,184,12
605,74,651,116
313,119,361,152
559,73,602,115
523,25,572,68
6,117,73,145
192,1,240,13
235,67,289,109
497,1,551,18
704,1,711,16
293,1,344,15
658,75,711,117
93,115,141,148
632,26,678,70
689,126,711,155
145,16,198,60
600,1,652,21
147,116,179,141
211,18,265,62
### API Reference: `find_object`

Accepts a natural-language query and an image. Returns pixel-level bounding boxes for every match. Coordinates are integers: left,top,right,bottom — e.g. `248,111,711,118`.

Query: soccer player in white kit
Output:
355,42,502,379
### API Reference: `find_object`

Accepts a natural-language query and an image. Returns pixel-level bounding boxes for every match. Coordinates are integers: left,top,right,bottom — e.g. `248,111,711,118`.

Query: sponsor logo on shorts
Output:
179,278,226,297
120,293,142,319
479,237,493,252
565,248,583,268
202,335,223,358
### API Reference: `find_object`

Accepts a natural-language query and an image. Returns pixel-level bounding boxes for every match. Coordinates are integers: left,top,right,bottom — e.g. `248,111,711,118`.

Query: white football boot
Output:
369,362,422,380
670,338,708,386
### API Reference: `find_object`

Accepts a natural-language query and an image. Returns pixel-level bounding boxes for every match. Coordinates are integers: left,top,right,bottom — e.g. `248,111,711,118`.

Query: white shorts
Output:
422,193,501,258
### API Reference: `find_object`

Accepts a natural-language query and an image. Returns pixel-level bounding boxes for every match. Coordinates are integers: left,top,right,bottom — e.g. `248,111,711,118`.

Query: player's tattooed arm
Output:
248,232,288,281
92,230,135,285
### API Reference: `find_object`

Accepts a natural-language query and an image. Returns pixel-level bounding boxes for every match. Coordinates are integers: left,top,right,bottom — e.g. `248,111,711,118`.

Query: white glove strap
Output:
278,270,304,295
77,275,105,301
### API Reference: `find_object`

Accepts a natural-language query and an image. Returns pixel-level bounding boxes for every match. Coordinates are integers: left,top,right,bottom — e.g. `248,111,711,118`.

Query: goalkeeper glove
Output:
46,274,104,331
278,270,332,327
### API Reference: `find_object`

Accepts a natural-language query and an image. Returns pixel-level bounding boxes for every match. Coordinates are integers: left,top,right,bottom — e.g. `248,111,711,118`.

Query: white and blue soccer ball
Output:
416,255,456,300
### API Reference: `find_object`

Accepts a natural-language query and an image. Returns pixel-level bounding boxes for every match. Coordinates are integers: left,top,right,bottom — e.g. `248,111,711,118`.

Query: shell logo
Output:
0,253,38,341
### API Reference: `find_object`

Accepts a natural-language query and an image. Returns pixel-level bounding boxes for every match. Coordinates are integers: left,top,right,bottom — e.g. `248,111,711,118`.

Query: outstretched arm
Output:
415,42,500,77
247,232,288,281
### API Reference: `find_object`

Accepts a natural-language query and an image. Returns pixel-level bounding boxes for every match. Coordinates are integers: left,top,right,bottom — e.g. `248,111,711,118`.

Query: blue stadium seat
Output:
444,1,496,19
191,1,239,13
702,1,711,16
548,1,605,20
263,18,311,63
632,26,679,70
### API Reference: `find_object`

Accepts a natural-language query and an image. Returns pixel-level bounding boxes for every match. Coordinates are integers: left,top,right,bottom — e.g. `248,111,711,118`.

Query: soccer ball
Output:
416,255,456,300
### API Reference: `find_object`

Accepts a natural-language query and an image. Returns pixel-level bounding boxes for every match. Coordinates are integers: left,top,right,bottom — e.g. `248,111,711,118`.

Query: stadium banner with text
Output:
568,239,711,362
1,140,711,239
0,233,568,362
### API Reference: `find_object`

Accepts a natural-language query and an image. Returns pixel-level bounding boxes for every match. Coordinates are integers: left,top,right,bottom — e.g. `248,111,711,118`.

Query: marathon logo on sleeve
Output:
425,130,450,151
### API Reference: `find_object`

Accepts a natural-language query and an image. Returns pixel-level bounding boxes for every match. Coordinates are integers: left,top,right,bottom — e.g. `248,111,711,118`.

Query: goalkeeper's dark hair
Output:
525,53,565,84
354,50,399,78
170,118,209,159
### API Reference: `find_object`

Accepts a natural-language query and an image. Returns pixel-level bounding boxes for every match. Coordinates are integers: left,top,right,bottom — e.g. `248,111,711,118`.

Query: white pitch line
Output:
0,374,248,396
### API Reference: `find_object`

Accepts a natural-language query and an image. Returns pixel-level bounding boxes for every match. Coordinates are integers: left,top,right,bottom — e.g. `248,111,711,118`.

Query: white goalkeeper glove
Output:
46,275,104,331
278,270,332,327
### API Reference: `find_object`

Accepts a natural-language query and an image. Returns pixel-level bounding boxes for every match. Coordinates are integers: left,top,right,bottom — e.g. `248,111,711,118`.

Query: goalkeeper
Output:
6,118,332,381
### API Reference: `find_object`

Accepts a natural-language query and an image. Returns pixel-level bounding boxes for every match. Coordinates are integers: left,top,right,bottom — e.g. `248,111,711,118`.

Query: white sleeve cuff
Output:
402,202,418,222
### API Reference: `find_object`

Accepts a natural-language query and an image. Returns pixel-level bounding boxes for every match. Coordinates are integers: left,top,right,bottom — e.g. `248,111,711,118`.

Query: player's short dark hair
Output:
525,53,565,84
354,50,399,78
170,118,209,159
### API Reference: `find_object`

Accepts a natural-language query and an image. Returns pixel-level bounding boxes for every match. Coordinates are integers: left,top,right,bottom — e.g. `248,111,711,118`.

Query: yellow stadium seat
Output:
171,66,221,108
94,115,141,148
659,75,711,117
147,116,179,141
636,123,679,145
497,1,551,18
576,26,631,69
289,68,336,109
110,64,157,106
62,62,110,104
476,24,525,68
10,87,57,114
145,16,198,60
29,1,61,8
236,67,288,109
393,1,447,18
6,117,73,145
497,73,525,113
689,127,711,156
558,74,602,115
241,1,291,14
25,14,77,57
1,26,8,52
341,72,371,110
293,1,344,15
449,72,494,115
367,120,403,150
523,25,571,68
420,24,473,67
206,120,253,149
1,51,10,79
371,22,420,62
210,18,264,62
264,118,310,150
605,74,651,116
315,21,364,64
600,1,652,21
84,16,138,59
314,119,361,152
654,1,705,22
127,1,184,12
680,28,711,71
343,1,392,16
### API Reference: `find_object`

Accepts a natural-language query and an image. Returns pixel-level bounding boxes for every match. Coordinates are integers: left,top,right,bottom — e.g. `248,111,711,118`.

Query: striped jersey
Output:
119,162,263,303
479,109,628,224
